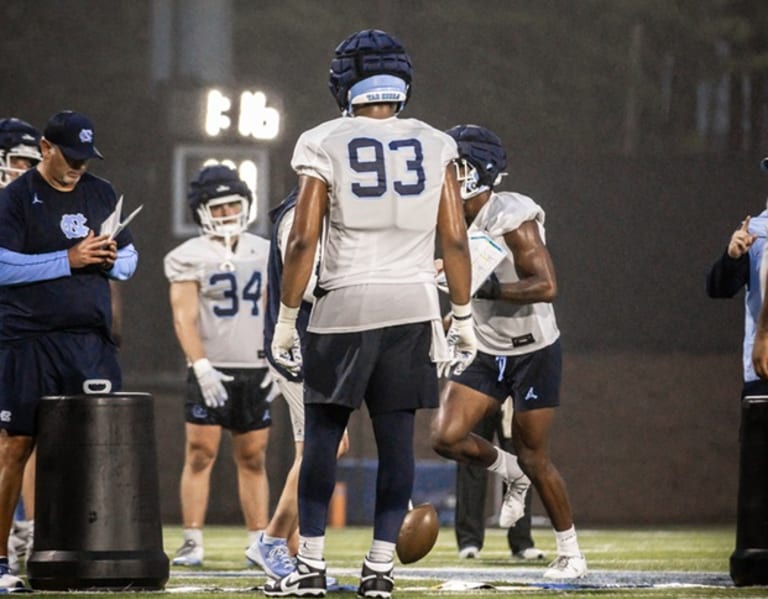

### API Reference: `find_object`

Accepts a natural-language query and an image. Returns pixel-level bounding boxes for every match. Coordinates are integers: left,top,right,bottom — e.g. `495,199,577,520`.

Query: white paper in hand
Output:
100,195,143,240
436,231,507,295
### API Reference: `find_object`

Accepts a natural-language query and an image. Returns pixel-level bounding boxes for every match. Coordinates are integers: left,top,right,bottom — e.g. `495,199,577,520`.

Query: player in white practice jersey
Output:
164,165,273,567
245,188,350,582
431,125,586,579
265,29,476,599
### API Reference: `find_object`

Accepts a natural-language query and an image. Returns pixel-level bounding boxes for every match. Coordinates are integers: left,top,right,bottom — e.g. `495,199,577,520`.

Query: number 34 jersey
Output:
164,232,270,368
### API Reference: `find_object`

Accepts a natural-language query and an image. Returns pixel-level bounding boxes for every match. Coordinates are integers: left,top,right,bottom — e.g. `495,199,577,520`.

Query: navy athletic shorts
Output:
303,321,439,415
0,330,121,435
184,366,273,432
452,339,562,412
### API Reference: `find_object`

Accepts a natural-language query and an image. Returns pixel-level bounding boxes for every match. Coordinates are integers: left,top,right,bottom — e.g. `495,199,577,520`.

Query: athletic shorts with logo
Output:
0,330,121,435
185,366,273,432
452,339,562,411
303,321,439,415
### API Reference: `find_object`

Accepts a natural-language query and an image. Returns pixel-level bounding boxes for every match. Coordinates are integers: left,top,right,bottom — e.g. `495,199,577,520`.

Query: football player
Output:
245,187,350,583
0,117,41,575
164,165,274,567
0,117,41,188
266,29,475,599
432,125,587,579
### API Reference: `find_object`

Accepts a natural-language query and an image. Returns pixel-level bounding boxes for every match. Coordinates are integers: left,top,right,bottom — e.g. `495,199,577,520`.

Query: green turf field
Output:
19,525,768,597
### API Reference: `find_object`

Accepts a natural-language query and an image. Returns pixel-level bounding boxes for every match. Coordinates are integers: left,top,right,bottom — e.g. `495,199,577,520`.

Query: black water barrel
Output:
27,392,169,590
730,395,768,586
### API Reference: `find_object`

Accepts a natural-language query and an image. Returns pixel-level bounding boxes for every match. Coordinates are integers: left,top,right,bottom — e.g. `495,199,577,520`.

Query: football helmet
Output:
0,118,42,187
328,29,413,115
188,165,252,237
446,124,508,200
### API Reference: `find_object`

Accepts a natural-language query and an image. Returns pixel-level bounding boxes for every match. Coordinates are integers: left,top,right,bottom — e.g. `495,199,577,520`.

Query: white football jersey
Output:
164,232,270,367
468,191,560,355
291,115,457,331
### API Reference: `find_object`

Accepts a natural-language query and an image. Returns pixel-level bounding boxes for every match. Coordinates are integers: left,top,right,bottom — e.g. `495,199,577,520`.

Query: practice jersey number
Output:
348,137,425,198
209,271,262,317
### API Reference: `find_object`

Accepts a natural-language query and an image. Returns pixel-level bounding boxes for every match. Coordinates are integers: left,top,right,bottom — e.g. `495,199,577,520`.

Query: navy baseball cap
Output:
43,110,103,161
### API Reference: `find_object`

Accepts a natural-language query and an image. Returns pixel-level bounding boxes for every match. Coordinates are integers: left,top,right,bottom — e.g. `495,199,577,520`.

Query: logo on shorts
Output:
524,387,538,401
192,405,208,419
0,410,11,422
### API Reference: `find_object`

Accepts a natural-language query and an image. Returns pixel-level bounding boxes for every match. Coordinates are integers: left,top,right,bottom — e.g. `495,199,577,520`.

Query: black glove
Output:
474,273,501,300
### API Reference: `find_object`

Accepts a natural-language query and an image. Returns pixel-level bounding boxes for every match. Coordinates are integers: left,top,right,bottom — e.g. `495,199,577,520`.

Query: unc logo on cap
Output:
79,129,94,143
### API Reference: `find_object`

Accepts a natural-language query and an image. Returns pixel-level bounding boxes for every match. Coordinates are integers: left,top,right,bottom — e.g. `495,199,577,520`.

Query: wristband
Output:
192,357,212,376
451,302,472,320
277,302,300,324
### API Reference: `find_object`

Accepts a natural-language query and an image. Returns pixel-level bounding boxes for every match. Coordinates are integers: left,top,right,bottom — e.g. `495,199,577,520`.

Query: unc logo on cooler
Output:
60,214,89,239
0,410,11,422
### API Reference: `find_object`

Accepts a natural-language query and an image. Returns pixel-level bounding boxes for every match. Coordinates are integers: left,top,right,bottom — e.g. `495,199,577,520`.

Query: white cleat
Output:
0,564,25,591
246,532,296,580
543,554,588,579
458,546,479,559
171,539,204,567
498,474,531,528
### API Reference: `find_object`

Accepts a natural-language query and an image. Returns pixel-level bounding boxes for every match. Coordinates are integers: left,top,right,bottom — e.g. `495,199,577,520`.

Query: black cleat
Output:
357,556,394,599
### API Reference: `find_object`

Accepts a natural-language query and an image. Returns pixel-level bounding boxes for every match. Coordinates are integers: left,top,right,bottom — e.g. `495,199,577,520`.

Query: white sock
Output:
554,525,581,556
298,535,325,561
487,447,525,481
367,540,395,563
248,530,262,546
262,532,285,545
184,528,203,545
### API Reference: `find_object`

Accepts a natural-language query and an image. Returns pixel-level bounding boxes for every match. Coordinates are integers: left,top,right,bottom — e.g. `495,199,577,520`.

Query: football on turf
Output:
396,503,439,564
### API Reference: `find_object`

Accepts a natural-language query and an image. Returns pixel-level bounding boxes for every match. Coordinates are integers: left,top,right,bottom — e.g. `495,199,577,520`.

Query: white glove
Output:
271,303,302,376
260,369,281,403
192,358,234,408
438,302,477,378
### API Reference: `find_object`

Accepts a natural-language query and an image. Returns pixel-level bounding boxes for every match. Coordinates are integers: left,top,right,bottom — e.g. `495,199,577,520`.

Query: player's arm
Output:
436,166,476,375
170,278,234,406
495,221,557,303
437,167,471,306
169,280,205,363
281,175,328,308
278,204,319,304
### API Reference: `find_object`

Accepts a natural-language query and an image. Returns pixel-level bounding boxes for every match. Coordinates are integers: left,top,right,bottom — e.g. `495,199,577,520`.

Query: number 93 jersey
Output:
164,232,270,368
291,115,458,290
